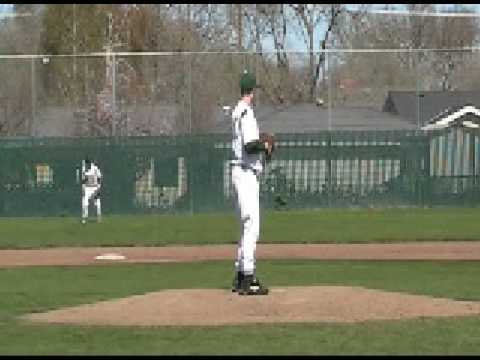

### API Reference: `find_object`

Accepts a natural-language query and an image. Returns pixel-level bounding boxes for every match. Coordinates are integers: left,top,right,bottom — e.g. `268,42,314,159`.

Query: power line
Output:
1,47,478,59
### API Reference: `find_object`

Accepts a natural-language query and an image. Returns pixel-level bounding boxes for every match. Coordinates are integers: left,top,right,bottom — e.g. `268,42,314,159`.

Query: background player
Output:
81,157,102,224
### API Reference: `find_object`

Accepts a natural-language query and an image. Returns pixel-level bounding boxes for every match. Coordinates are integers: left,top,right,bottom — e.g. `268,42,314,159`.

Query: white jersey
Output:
231,100,263,173
82,163,102,187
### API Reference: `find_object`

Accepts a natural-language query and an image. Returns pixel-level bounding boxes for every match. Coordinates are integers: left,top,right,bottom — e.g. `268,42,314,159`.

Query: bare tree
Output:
0,5,42,136
426,5,478,90
256,4,291,104
338,4,479,93
288,4,346,102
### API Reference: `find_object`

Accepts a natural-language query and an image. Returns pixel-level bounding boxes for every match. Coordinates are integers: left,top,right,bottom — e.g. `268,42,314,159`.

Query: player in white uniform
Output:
81,158,102,224
230,71,272,295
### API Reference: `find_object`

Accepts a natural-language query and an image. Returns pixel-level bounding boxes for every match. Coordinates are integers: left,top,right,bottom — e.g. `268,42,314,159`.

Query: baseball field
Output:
2,208,480,355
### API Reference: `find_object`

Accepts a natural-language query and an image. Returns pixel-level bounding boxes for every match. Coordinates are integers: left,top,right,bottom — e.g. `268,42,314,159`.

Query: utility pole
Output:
73,4,78,107
30,57,36,136
103,12,125,136
105,13,115,136
73,4,77,77
237,3,242,50
10,7,36,136
327,53,332,131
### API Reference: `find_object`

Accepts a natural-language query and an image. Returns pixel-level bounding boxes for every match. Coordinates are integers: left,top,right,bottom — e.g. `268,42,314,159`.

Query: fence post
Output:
187,135,195,215
326,132,333,208
470,130,477,206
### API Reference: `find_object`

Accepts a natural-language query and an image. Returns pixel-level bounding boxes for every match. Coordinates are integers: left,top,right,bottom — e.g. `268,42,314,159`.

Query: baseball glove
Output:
260,132,275,161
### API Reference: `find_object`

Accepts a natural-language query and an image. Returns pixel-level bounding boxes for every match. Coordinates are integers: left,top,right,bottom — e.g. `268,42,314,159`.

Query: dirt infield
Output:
23,286,480,327
3,241,480,268
14,242,480,327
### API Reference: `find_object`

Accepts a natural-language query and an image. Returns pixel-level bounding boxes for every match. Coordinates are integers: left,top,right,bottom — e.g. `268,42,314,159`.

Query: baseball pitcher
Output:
230,70,275,296
81,157,102,224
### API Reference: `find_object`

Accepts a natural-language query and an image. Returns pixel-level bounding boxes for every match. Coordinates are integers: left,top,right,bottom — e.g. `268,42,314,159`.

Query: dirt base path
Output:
2,241,480,268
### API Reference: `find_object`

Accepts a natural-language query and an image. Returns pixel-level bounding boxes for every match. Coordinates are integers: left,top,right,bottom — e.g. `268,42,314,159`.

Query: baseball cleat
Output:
237,274,269,296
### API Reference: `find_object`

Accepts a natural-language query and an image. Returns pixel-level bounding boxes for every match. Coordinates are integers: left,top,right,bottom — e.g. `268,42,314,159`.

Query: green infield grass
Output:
0,208,479,248
0,259,480,355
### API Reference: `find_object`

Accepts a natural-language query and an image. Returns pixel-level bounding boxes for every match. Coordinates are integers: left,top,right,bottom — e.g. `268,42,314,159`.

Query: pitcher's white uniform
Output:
81,161,102,223
231,100,263,275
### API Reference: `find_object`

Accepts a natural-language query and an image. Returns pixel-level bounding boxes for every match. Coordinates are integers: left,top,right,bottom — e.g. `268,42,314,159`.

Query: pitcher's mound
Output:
22,286,480,327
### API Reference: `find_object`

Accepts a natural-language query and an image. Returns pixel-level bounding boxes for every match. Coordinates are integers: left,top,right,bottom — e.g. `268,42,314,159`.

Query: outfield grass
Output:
1,260,480,354
0,207,480,248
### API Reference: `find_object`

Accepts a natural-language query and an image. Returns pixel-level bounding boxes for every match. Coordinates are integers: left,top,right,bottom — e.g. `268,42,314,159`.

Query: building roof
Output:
383,90,480,126
211,90,480,134
211,103,417,134
421,105,480,130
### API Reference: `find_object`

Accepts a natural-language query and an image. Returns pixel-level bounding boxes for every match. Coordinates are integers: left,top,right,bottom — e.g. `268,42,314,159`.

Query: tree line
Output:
0,4,477,136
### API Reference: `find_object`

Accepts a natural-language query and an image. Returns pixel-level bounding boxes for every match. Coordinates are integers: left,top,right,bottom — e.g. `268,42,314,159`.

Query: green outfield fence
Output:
0,128,479,217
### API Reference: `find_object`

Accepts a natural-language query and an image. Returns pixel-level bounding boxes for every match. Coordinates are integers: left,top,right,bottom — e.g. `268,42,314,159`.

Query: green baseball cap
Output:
240,71,259,93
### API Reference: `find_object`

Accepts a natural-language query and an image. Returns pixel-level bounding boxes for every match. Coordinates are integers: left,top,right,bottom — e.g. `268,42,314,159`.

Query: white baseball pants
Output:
231,165,260,275
82,185,101,219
